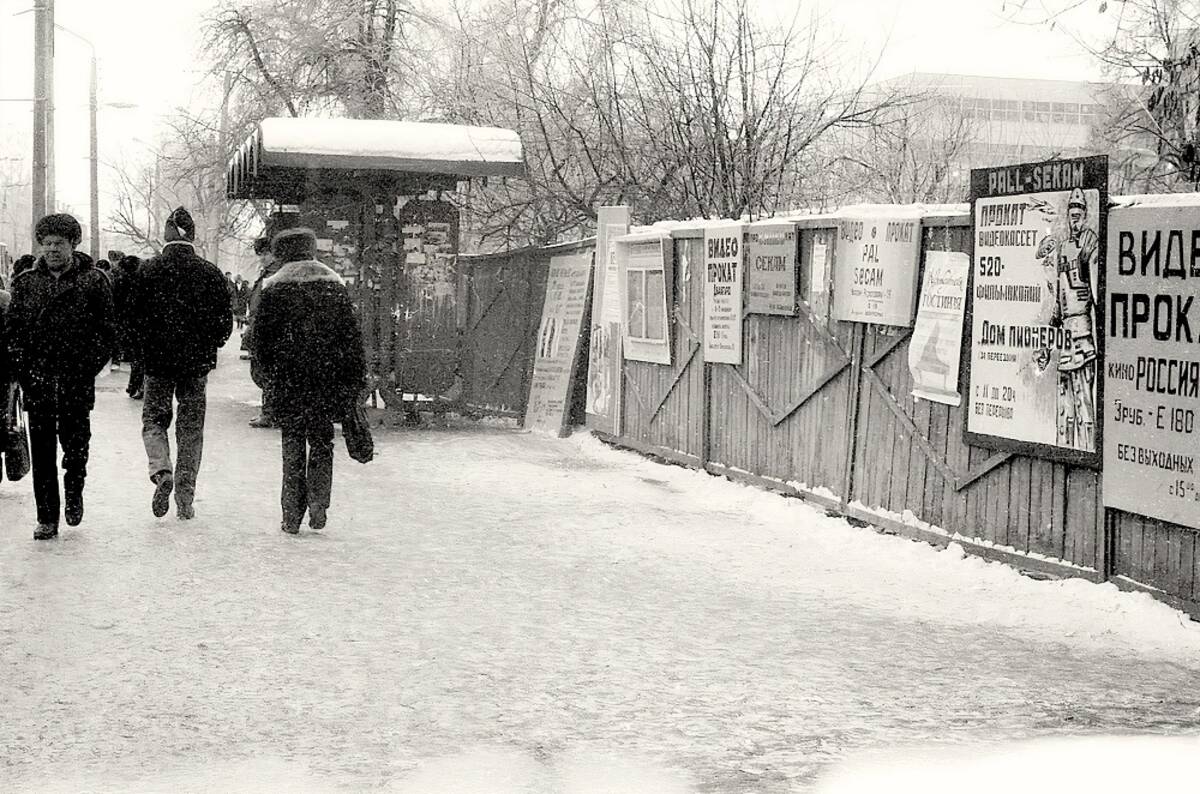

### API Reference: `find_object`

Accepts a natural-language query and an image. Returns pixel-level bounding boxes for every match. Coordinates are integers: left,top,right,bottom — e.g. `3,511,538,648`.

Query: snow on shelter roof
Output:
226,117,525,200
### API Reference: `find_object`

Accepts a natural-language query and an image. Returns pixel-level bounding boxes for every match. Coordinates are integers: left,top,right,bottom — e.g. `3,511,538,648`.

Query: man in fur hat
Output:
5,214,114,538
248,227,365,534
131,206,233,519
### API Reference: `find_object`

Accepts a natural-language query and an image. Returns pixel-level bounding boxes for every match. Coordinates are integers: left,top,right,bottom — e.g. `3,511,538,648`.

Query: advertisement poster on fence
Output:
908,251,969,406
1103,205,1200,527
586,206,630,435
526,252,594,437
619,234,673,365
703,223,745,364
832,209,922,326
746,222,796,315
808,231,833,322
965,155,1107,467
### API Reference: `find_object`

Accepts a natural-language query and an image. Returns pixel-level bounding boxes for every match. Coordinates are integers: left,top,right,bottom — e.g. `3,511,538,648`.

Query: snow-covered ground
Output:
2,336,1199,793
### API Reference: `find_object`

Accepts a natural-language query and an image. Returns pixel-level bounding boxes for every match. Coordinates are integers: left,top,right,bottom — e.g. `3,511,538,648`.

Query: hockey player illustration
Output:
1033,187,1098,451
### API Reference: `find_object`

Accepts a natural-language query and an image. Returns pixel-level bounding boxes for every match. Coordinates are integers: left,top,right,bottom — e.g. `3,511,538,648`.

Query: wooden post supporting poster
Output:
525,252,594,436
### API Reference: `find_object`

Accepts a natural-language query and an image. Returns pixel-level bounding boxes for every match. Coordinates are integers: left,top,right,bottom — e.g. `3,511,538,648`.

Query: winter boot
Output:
34,522,59,540
308,506,327,530
65,488,84,527
280,520,300,535
177,502,195,521
152,472,174,518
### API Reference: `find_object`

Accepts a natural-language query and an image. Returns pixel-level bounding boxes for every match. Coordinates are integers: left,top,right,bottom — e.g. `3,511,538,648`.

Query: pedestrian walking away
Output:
131,207,233,520
4,214,115,538
113,255,146,399
243,236,283,429
248,227,365,534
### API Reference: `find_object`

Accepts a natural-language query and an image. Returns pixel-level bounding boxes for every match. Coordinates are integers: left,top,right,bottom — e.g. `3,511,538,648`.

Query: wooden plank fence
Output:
457,218,1200,619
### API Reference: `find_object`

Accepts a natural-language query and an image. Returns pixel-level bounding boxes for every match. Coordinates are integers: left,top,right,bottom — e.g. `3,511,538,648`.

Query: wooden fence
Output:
457,218,1200,619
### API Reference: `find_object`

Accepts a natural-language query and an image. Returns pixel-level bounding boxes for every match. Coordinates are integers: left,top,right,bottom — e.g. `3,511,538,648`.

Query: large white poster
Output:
586,206,630,436
525,253,593,436
1103,205,1200,528
832,211,921,326
703,224,745,364
908,251,969,405
965,156,1106,466
746,223,796,315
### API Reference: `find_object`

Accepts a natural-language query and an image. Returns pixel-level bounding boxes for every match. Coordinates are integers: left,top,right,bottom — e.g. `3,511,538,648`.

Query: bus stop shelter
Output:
226,117,524,414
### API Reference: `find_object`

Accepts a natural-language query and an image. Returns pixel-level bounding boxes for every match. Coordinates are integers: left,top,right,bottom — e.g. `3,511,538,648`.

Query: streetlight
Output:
14,5,136,260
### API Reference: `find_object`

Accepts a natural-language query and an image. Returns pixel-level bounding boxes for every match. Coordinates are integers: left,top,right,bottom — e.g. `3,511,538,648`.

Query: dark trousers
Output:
142,374,208,507
28,408,91,526
126,359,144,395
249,356,276,420
280,407,335,527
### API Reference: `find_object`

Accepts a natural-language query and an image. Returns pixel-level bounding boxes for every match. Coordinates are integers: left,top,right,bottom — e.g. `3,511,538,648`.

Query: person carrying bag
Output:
4,383,31,482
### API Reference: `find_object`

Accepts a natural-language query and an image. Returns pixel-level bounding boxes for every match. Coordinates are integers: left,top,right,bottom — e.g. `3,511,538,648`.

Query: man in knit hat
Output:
130,206,233,519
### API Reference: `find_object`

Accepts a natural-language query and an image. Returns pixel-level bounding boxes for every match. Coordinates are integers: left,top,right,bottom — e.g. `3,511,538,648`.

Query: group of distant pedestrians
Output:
0,210,366,539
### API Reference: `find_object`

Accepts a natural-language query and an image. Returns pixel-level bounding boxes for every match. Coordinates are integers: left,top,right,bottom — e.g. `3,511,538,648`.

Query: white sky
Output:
0,0,1110,249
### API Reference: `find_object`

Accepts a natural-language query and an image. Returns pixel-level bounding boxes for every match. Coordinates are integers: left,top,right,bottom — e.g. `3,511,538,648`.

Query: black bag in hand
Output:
4,384,31,482
342,402,375,464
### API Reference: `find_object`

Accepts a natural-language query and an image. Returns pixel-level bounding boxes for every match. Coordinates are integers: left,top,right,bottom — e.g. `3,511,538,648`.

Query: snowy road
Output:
2,336,1200,793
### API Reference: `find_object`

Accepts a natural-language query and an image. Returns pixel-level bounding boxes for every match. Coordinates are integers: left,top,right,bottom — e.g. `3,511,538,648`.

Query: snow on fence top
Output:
227,117,525,199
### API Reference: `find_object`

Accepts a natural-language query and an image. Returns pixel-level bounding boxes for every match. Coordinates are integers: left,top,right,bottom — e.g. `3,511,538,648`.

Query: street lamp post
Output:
46,21,135,261
89,53,98,260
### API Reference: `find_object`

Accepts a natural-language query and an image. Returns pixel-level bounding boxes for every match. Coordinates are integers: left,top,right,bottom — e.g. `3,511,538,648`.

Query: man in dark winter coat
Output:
249,228,365,534
5,214,115,538
131,207,233,520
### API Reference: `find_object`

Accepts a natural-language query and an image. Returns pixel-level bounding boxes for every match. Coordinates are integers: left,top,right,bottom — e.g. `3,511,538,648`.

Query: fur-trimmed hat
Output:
271,227,318,263
164,206,196,242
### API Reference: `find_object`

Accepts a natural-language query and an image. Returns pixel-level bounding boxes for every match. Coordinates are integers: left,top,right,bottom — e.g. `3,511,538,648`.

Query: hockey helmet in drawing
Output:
1067,187,1087,211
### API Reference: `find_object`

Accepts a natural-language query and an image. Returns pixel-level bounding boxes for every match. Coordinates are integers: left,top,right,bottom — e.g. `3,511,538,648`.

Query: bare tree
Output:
430,0,910,249
107,109,258,258
1006,0,1200,191
826,94,978,204
203,0,431,120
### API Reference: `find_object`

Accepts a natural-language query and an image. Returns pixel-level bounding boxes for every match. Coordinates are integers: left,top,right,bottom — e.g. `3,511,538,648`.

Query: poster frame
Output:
961,155,1108,469
618,233,674,365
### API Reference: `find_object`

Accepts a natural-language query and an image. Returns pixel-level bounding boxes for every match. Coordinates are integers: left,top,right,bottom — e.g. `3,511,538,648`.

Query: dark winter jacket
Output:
242,260,284,352
0,289,10,389
249,260,366,418
132,242,233,379
110,264,141,356
4,251,115,412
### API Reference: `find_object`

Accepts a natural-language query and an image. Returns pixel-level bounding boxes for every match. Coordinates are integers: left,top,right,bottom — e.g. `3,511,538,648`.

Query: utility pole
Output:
46,0,55,212
89,54,99,260
31,0,49,230
213,70,232,268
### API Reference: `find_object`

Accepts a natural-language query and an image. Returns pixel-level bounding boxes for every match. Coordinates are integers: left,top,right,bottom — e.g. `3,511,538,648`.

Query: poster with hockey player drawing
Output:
965,155,1107,467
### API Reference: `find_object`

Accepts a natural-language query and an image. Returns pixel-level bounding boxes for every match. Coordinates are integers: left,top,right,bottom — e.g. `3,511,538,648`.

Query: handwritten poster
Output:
526,252,594,436
908,251,969,405
747,223,796,315
703,224,745,364
965,156,1107,466
832,211,921,326
1103,204,1200,527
